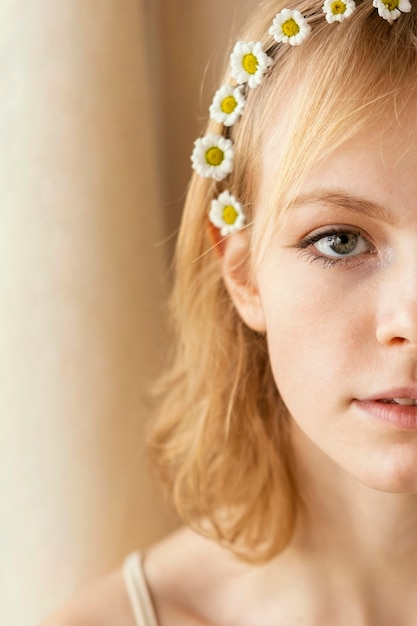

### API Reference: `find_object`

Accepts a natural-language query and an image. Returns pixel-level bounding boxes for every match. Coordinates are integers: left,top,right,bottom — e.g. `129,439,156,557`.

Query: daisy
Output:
191,134,234,182
373,0,411,22
230,41,273,88
269,9,311,45
322,0,356,22
209,85,246,127
209,191,246,236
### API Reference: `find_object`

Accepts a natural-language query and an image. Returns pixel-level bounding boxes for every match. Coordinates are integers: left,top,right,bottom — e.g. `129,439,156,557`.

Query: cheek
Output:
258,266,373,411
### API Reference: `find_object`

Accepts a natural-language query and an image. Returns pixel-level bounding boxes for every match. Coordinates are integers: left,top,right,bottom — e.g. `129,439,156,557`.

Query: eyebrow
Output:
288,188,398,226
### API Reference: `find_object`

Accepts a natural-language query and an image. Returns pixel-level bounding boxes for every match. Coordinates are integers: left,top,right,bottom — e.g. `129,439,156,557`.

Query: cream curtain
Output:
0,1,251,625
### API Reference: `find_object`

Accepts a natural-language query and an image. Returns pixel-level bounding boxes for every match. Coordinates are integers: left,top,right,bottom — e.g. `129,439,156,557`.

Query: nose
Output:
375,257,417,349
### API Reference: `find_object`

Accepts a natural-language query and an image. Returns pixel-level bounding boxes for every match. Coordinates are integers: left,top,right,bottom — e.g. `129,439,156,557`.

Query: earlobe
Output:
219,229,267,333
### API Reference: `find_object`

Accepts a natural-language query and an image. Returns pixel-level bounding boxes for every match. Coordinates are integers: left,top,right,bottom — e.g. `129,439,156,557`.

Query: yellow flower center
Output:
331,0,346,13
221,96,238,114
282,18,300,37
242,53,258,75
206,146,224,166
222,205,238,225
382,0,399,9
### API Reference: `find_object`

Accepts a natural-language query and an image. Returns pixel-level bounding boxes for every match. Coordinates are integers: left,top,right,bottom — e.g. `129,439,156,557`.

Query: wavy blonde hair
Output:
147,0,417,562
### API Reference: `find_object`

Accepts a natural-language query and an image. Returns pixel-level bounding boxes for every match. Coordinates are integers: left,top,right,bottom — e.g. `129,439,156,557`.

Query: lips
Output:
379,398,417,406
354,389,417,429
361,388,417,404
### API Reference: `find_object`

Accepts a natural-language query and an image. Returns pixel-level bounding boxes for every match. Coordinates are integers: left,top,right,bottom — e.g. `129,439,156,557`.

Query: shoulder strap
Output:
123,552,160,626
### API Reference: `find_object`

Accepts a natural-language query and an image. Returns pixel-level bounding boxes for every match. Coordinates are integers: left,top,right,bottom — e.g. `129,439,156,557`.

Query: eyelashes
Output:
295,226,375,268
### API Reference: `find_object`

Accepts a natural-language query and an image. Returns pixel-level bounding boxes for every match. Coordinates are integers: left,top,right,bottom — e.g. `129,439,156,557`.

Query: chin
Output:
354,456,417,495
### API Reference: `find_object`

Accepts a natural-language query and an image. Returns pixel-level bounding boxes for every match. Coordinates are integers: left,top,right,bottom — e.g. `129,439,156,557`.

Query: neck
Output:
294,466,417,573
281,423,417,623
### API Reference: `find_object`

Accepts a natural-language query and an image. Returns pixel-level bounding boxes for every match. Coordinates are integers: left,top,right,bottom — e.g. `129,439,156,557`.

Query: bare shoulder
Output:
40,526,251,626
144,526,252,625
40,566,134,626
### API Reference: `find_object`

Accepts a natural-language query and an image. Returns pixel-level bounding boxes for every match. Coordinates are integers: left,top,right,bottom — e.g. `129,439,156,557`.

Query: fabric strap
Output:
123,552,160,626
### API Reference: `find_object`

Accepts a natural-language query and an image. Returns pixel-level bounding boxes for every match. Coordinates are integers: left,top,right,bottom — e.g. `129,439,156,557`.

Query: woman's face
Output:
252,107,417,493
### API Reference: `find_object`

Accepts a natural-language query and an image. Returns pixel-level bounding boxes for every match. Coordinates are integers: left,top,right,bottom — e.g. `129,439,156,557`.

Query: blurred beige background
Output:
0,1,252,625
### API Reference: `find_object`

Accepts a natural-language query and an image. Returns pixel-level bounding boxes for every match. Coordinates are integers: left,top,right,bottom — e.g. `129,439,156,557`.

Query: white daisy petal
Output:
269,9,311,46
209,85,246,127
398,0,412,11
374,0,411,22
209,191,246,236
191,134,234,182
322,0,356,22
230,41,273,88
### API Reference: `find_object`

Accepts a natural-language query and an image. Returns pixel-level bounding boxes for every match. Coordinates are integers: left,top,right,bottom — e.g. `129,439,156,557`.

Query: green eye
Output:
314,232,370,257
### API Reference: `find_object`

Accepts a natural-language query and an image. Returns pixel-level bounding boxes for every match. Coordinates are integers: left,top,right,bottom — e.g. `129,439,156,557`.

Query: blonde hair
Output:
147,0,417,563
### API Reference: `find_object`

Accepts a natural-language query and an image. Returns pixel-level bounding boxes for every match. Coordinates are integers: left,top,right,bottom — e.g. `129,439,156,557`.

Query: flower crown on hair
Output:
191,0,412,236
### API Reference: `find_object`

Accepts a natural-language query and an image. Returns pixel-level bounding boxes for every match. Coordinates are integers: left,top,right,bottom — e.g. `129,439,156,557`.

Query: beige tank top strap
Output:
123,552,160,626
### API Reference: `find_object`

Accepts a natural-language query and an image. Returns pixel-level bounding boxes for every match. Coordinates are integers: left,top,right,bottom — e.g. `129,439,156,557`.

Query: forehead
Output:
258,92,417,216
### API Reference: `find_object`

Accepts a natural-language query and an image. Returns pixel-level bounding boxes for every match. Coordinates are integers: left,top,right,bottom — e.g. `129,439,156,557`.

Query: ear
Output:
209,224,266,332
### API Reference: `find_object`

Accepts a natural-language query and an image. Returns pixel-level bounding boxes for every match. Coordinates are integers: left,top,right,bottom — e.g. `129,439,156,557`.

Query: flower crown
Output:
191,0,412,237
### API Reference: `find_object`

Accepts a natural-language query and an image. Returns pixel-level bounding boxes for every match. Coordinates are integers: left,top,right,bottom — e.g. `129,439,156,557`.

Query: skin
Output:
44,104,417,626
256,131,417,495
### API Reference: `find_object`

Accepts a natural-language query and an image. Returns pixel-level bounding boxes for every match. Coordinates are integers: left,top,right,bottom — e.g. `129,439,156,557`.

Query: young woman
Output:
45,0,417,623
